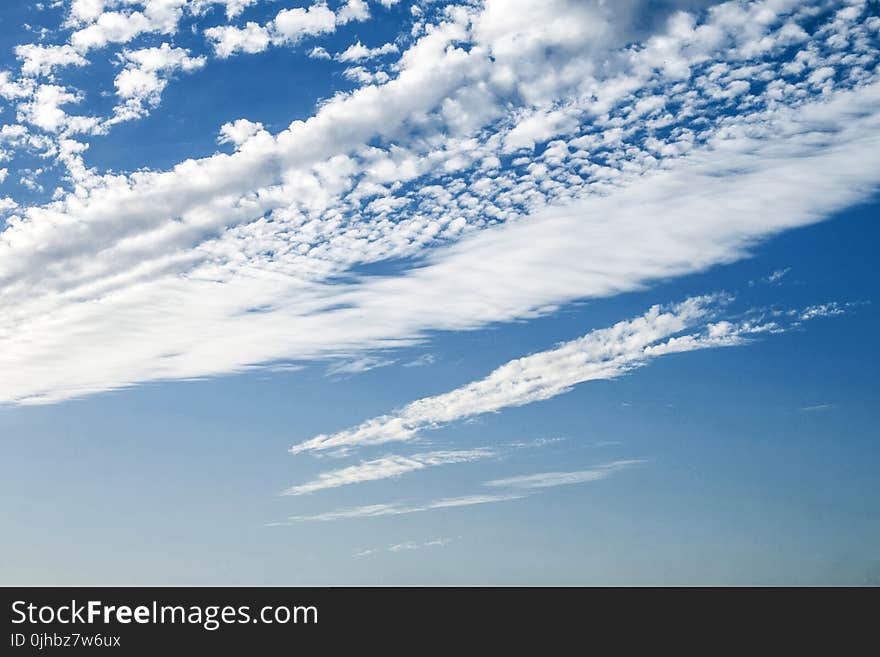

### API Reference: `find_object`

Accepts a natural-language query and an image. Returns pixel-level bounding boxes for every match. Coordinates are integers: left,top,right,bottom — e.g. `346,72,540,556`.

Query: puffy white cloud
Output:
799,403,834,412
798,302,847,320
484,460,645,489
325,355,396,376
342,65,390,85
356,538,452,557
1,73,877,404
336,0,370,25
1,1,204,177
111,44,206,121
336,41,399,63
0,71,32,100
190,0,258,19
119,42,206,76
402,353,437,368
289,289,852,455
68,0,109,24
277,492,527,522
750,268,791,287
277,455,645,522
308,46,331,60
288,296,729,453
15,44,88,77
217,118,265,146
272,3,337,42
69,1,188,52
16,84,83,132
503,108,580,152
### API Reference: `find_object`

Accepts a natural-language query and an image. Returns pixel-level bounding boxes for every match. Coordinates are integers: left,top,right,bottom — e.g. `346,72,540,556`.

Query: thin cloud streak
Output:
291,294,806,455
281,436,570,496
290,293,853,455
484,460,646,489
281,448,496,496
355,538,454,558
275,455,646,523
277,493,528,523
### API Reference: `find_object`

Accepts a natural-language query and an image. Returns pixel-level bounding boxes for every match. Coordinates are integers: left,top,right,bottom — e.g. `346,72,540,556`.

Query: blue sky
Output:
0,0,878,585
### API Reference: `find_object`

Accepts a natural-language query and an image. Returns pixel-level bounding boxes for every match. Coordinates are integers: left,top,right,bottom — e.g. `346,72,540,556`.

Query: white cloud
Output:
288,293,843,455
15,44,88,77
355,537,452,557
204,21,271,58
16,84,83,132
342,65,390,86
191,0,258,19
68,0,109,25
337,41,399,63
503,109,579,152
799,403,834,412
281,448,495,495
484,460,645,489
325,355,396,376
767,268,790,284
3,1,200,167
273,3,337,42
0,71,32,100
70,12,152,51
277,492,527,522
308,46,331,60
337,0,370,25
1,68,875,403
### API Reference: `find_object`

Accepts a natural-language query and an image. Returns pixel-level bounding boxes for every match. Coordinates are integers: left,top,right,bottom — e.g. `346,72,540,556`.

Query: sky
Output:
0,0,878,585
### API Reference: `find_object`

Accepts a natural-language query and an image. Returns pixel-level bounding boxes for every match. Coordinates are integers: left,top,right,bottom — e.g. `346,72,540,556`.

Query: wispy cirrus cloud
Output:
204,0,370,58
336,41,399,63
281,448,496,496
484,460,646,489
799,404,835,412
290,293,844,455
